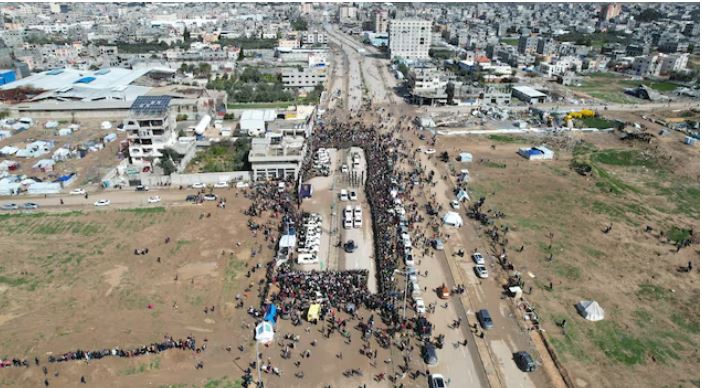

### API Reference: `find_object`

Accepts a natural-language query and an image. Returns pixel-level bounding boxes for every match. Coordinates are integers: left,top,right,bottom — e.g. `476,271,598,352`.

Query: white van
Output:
339,189,349,201
344,205,353,219
344,217,353,229
353,217,362,229
353,205,362,220
411,281,422,299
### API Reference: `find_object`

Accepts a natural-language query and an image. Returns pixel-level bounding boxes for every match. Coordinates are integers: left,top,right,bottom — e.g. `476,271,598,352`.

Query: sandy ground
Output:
428,127,699,388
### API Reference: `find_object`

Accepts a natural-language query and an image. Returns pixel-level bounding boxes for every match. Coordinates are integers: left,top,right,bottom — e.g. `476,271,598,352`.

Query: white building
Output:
374,10,389,33
632,53,688,77
281,67,327,91
239,109,277,137
389,19,432,61
124,96,177,172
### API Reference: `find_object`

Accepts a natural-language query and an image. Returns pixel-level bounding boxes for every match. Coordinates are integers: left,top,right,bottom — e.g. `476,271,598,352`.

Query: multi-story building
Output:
389,19,432,61
632,53,688,77
301,31,328,46
625,44,649,57
660,53,689,75
249,133,307,181
373,10,389,33
124,96,177,171
281,66,327,91
599,3,621,21
518,35,538,55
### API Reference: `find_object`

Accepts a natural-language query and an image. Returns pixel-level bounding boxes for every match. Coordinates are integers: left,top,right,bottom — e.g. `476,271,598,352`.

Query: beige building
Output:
389,19,432,61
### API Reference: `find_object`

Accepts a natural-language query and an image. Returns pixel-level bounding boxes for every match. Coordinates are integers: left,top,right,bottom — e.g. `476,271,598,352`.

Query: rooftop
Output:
129,96,173,116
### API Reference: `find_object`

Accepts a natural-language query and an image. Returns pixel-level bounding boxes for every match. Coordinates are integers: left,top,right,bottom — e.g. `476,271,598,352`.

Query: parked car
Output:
353,218,362,228
472,252,485,265
94,199,111,207
349,190,358,201
344,205,353,219
343,218,353,229
2,203,18,210
22,202,39,209
214,181,229,188
423,148,436,154
341,164,349,173
422,342,438,366
429,374,447,388
235,182,249,189
339,189,349,201
192,182,206,189
69,188,86,195
432,239,445,250
415,298,426,314
474,264,488,279
450,200,460,209
135,185,149,192
185,194,198,202
203,194,217,201
147,196,161,204
515,351,537,372
477,309,494,329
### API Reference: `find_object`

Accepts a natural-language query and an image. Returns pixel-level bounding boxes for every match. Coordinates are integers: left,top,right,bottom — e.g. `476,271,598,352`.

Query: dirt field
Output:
0,118,126,186
432,126,700,388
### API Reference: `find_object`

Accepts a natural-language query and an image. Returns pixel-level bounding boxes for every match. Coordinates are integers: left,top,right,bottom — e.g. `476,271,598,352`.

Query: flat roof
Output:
130,96,173,115
512,85,547,98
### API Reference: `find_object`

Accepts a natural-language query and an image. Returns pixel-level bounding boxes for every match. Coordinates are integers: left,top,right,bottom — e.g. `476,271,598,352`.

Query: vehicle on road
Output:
344,205,353,218
353,218,362,229
474,264,488,279
135,185,149,192
339,189,349,201
438,284,450,299
185,194,198,202
203,194,217,201
422,342,438,366
22,202,39,209
2,203,18,210
515,351,537,372
423,148,436,154
472,252,485,265
341,164,349,173
192,182,206,189
147,196,161,204
235,181,250,189
429,374,447,388
404,253,415,267
477,309,494,329
69,188,86,195
432,239,444,250
450,200,460,209
353,205,362,219
214,181,229,188
343,217,353,229
349,190,358,201
94,199,111,207
415,298,426,314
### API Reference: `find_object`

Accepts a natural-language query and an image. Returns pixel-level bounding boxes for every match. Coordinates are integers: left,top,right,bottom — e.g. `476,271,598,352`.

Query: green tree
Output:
159,157,177,175
197,63,211,78
238,48,245,61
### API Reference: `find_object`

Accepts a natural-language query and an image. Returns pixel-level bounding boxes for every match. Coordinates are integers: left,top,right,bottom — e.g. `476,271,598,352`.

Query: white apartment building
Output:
374,10,389,33
633,53,689,77
124,96,177,172
389,19,432,61
301,31,328,46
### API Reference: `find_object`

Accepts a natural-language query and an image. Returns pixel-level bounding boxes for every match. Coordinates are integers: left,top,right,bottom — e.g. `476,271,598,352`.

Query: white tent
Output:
101,121,112,130
279,234,297,249
576,300,605,321
442,211,463,227
255,321,275,344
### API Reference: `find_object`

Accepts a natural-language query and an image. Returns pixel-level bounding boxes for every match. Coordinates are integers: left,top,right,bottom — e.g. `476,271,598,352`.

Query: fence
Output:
138,171,252,187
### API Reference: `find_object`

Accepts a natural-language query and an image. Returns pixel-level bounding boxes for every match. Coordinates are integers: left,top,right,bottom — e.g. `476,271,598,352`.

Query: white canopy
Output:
442,211,463,227
576,300,605,321
279,234,297,249
255,321,275,343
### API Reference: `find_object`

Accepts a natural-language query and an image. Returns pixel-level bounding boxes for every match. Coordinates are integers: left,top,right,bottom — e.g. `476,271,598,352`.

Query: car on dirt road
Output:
94,199,111,207
203,194,217,201
135,185,149,192
2,203,18,210
515,351,537,372
474,264,488,279
472,252,485,265
429,374,447,388
192,182,206,189
477,309,494,330
22,202,39,209
422,342,438,366
214,181,229,188
423,148,436,154
147,196,161,204
450,200,460,209
415,298,426,314
69,188,86,195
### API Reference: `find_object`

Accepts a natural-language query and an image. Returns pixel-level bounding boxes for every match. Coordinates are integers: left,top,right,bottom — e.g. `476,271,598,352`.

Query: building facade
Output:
124,96,177,171
389,19,432,61
249,134,307,181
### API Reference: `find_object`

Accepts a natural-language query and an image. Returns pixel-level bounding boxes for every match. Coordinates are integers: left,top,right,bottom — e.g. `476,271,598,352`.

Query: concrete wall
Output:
139,171,252,186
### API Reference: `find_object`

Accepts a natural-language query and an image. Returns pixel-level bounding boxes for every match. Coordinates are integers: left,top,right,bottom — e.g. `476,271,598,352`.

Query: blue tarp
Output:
264,304,278,324
75,76,96,84
528,149,543,156
54,173,76,182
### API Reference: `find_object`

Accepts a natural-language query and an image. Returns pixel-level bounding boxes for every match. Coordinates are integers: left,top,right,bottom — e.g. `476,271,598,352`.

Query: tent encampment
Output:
576,300,605,321
442,211,463,227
